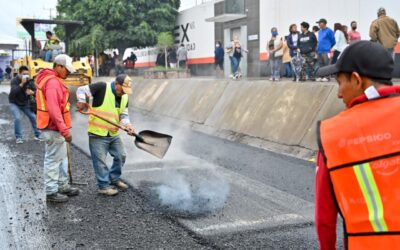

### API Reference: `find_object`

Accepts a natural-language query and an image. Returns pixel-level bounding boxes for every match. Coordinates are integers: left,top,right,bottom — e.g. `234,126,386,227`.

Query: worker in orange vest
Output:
35,54,80,203
315,41,400,249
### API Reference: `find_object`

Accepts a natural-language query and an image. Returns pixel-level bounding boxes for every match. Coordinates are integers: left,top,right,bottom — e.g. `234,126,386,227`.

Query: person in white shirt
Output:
330,23,348,64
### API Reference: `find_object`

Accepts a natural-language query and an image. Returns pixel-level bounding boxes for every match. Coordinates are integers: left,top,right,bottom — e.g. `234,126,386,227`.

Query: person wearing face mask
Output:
76,74,135,196
268,27,284,81
214,41,224,74
8,66,41,144
348,21,361,43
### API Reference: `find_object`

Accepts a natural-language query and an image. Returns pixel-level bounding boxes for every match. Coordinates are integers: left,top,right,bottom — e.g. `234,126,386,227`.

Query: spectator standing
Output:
331,23,348,64
168,48,177,68
0,67,3,83
177,44,188,69
348,21,361,43
316,18,336,82
6,65,12,80
298,22,318,81
370,7,400,58
225,40,235,78
9,66,41,143
113,51,124,75
214,41,224,73
268,27,283,81
232,38,247,79
282,36,292,78
287,24,300,81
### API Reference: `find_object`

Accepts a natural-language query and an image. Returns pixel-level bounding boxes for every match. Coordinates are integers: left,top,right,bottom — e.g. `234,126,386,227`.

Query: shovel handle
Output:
78,103,143,139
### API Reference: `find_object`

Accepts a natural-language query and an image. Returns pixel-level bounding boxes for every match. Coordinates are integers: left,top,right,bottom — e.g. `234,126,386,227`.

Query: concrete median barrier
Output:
74,78,345,158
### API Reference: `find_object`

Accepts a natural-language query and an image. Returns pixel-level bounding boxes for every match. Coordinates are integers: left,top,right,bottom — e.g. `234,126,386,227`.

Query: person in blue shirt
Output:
316,18,336,82
214,41,224,74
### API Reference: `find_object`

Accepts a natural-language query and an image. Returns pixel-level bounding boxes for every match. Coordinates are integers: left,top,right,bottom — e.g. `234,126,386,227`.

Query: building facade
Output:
127,0,400,77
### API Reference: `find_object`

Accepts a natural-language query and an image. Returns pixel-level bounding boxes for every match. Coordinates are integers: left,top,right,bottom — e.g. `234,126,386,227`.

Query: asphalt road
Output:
0,84,344,249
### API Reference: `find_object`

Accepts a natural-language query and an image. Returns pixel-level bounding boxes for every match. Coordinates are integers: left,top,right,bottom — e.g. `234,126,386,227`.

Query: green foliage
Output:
157,32,174,49
56,0,180,55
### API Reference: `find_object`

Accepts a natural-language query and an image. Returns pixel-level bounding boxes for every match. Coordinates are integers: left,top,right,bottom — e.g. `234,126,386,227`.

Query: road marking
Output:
191,214,303,234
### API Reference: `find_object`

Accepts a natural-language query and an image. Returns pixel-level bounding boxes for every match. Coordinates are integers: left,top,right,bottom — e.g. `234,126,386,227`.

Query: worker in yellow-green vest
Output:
76,74,135,196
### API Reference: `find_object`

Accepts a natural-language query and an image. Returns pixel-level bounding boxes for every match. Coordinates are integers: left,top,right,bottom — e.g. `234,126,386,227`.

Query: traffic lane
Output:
127,110,316,202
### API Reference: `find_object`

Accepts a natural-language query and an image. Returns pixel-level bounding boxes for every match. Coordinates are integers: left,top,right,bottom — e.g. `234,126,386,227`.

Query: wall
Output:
130,79,345,153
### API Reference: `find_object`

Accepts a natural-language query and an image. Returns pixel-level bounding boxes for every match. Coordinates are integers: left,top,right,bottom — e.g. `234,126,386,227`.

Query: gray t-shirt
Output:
177,47,188,61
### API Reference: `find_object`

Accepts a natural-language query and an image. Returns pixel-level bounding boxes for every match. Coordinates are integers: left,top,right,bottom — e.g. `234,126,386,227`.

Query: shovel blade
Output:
135,130,172,159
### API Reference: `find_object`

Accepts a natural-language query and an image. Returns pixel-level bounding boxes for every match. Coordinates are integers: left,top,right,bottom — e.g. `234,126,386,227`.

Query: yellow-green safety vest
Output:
88,83,128,137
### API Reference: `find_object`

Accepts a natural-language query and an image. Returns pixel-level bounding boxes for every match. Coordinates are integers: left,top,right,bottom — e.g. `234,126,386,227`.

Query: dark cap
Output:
300,21,310,29
316,18,327,24
316,41,394,84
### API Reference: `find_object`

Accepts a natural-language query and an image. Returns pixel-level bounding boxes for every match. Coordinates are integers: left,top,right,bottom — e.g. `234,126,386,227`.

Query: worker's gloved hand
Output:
125,124,136,136
64,133,72,143
76,102,86,112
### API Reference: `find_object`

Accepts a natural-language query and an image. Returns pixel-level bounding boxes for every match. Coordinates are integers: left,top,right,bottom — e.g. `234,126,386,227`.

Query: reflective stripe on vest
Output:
87,82,128,137
353,163,388,232
318,95,400,249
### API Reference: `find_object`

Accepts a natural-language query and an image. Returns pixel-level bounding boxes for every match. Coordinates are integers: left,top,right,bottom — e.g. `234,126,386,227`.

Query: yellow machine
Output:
16,18,92,86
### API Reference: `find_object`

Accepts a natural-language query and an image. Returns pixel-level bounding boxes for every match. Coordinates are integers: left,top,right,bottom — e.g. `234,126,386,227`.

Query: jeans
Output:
283,62,292,77
232,57,241,75
270,57,282,80
89,134,126,189
9,103,40,139
229,56,234,74
330,50,341,64
41,130,70,195
317,53,330,68
44,50,52,62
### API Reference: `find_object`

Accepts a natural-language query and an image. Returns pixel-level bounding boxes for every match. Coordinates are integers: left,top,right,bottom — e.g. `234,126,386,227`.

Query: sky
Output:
1,0,57,38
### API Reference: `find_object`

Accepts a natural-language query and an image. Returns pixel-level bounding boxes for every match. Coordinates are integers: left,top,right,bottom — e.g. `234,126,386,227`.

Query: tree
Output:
56,0,180,56
157,32,174,69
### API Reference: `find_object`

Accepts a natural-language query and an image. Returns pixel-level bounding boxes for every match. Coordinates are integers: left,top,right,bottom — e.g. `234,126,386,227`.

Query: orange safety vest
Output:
318,95,400,249
35,74,71,129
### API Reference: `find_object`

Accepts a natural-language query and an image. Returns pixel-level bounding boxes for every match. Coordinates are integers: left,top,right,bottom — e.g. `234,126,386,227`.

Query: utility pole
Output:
43,7,56,19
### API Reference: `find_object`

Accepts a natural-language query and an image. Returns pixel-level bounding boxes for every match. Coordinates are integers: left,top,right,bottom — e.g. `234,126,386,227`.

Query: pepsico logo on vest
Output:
338,132,392,148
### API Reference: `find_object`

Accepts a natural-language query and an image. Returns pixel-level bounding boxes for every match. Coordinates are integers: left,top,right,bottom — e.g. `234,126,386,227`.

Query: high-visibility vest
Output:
88,82,128,137
35,74,71,129
318,95,400,249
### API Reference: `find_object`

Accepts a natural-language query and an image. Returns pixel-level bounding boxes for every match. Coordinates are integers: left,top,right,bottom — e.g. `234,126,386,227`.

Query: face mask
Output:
272,31,278,37
22,74,29,79
216,44,220,47
352,26,357,30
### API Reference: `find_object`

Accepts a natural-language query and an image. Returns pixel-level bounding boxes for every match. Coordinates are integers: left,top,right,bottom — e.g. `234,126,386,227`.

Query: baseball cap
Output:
316,41,394,84
316,18,327,24
54,54,76,73
115,74,133,95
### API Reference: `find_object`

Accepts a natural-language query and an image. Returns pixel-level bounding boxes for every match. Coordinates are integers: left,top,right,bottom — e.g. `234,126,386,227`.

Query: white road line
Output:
191,214,303,234
124,164,209,173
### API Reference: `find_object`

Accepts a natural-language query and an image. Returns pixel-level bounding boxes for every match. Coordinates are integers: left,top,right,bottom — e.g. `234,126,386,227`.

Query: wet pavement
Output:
0,86,344,249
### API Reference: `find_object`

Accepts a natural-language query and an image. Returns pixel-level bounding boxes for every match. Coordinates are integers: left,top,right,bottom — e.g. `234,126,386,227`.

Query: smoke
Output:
153,168,230,216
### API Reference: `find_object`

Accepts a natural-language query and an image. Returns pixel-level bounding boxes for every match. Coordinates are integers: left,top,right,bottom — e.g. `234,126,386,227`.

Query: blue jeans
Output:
283,62,292,77
45,50,53,62
41,130,70,195
232,57,241,74
270,57,282,80
89,134,126,189
9,103,40,139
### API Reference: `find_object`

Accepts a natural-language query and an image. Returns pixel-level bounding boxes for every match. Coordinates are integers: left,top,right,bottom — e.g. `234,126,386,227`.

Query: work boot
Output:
111,180,129,191
97,187,118,196
59,187,80,197
16,138,23,144
46,193,68,203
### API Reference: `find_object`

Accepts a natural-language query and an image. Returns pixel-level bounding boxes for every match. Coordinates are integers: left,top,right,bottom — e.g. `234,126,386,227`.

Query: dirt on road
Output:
0,94,213,249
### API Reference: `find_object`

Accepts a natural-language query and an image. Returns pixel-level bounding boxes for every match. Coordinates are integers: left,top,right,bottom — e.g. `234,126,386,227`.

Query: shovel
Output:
66,142,88,185
78,104,172,159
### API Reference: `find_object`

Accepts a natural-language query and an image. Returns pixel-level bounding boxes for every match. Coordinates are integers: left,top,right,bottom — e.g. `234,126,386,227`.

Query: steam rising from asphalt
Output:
154,169,230,215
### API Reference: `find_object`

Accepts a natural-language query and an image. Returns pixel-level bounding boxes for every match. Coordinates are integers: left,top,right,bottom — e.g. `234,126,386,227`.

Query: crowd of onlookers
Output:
268,7,399,82
214,7,399,81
